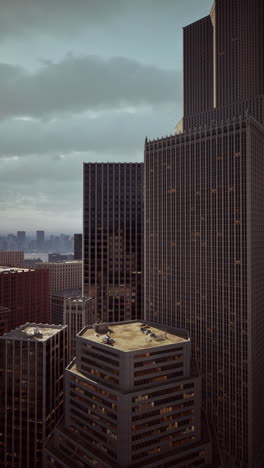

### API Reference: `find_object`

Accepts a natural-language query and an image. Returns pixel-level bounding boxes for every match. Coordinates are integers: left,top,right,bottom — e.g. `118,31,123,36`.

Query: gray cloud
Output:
0,0,123,40
0,103,179,158
0,0,212,41
0,55,180,119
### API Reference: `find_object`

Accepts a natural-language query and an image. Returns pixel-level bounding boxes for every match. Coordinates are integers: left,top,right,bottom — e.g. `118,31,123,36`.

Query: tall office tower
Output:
145,1,264,466
0,306,9,335
74,233,82,260
16,231,26,248
0,251,24,267
63,295,94,360
44,321,212,467
0,323,68,468
50,288,81,325
36,261,82,293
36,230,45,250
0,267,49,333
183,15,213,117
83,163,144,323
183,0,264,130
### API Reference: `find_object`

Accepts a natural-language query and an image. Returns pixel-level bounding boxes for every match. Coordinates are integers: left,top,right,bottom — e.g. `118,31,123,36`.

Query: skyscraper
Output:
145,0,264,466
16,231,26,249
0,323,68,468
44,321,212,467
36,230,45,251
83,163,144,323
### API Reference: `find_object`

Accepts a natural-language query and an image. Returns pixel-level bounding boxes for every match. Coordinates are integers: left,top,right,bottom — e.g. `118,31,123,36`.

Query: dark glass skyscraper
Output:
145,0,264,466
83,163,144,323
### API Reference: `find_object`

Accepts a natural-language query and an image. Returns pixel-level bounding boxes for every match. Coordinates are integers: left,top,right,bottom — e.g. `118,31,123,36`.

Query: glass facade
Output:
83,163,144,323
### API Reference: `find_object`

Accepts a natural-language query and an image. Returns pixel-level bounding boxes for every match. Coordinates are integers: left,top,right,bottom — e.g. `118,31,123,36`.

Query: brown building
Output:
0,323,68,468
0,267,49,333
44,321,212,467
83,163,144,323
0,251,24,267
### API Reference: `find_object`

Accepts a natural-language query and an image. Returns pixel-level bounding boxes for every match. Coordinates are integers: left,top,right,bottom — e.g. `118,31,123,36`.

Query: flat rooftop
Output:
0,266,31,273
80,321,188,352
0,323,64,341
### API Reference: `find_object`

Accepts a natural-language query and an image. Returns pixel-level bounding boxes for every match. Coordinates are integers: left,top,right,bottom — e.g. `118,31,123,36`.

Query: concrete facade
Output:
0,251,24,267
44,321,211,467
63,296,94,361
36,261,82,294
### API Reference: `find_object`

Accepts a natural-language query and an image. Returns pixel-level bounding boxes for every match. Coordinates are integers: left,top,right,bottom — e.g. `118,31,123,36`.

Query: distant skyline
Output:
0,0,212,232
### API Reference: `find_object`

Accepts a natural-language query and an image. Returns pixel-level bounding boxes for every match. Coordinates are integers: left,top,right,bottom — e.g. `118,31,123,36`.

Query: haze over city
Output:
0,0,212,233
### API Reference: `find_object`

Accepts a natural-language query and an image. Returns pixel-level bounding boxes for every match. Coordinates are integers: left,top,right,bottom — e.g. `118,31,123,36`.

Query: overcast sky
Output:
0,0,212,235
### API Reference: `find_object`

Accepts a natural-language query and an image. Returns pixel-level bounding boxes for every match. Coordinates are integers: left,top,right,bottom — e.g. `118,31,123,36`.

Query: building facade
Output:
44,321,212,467
145,116,264,466
0,251,24,267
145,1,264,466
50,288,82,325
63,295,94,361
0,267,49,333
0,306,9,336
36,261,82,294
0,323,68,468
74,234,82,260
83,162,144,323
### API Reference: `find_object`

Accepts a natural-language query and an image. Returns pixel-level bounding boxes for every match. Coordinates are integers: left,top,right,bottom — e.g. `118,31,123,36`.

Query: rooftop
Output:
0,323,65,341
0,266,31,273
79,321,188,352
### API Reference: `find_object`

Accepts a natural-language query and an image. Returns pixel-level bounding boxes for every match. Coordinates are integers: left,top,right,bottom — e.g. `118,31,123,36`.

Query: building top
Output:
36,261,82,266
79,321,188,352
0,323,66,341
0,266,31,273
51,288,82,298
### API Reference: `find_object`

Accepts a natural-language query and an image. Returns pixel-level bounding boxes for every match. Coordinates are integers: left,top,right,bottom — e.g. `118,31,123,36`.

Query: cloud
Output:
0,0,212,41
0,103,179,158
0,54,180,119
0,0,124,40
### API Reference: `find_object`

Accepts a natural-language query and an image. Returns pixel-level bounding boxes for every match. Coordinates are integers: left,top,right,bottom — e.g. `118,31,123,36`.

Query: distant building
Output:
83,162,144,323
17,231,26,248
44,321,212,467
0,306,9,336
74,233,82,260
48,253,74,262
35,261,82,294
64,295,94,361
36,230,45,250
0,267,49,333
0,251,24,267
50,288,82,325
0,323,68,468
